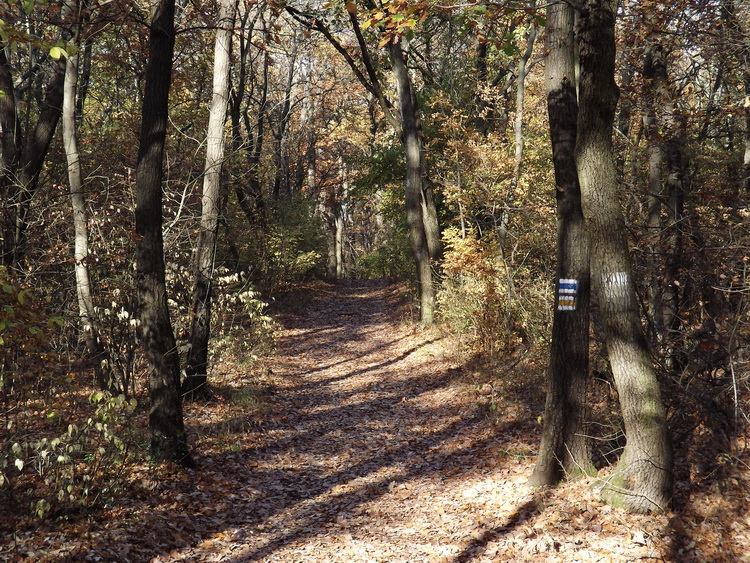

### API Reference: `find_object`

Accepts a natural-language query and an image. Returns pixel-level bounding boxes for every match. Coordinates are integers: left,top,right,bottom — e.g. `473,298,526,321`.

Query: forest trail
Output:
178,279,534,561
159,279,669,562
6,280,723,562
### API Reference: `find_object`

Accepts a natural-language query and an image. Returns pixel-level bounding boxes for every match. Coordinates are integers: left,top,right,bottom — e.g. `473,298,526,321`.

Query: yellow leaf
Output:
49,46,67,60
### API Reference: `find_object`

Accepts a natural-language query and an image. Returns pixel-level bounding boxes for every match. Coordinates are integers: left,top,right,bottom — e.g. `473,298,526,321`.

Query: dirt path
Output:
153,279,676,562
152,279,677,563
7,280,710,562
196,279,517,561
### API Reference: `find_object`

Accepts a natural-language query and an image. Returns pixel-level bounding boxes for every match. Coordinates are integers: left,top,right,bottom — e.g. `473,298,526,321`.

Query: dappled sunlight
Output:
4,281,749,561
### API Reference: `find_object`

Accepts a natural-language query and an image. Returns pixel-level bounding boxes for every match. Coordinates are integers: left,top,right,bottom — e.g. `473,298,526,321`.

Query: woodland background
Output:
1,0,750,557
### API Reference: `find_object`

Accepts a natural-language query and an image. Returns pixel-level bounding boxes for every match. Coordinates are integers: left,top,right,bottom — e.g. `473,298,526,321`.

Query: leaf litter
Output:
2,279,749,561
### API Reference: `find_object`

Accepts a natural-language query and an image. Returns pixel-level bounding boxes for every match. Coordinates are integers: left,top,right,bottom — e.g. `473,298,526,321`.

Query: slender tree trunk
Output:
272,36,298,203
643,42,668,344
62,0,113,392
529,0,593,487
389,38,434,324
135,0,192,466
576,0,672,513
721,0,750,189
642,38,686,372
498,23,536,248
183,0,237,398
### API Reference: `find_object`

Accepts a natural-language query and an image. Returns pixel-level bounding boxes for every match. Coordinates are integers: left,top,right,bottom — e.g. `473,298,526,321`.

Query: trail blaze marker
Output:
557,278,578,311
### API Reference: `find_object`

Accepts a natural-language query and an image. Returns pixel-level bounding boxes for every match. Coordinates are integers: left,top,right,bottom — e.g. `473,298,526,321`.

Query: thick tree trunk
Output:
183,0,237,398
62,5,113,392
389,38,434,324
529,0,593,487
576,0,672,513
135,0,192,466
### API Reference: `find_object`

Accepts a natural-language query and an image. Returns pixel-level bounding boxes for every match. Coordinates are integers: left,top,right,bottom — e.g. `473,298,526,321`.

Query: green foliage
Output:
265,198,326,291
353,229,413,280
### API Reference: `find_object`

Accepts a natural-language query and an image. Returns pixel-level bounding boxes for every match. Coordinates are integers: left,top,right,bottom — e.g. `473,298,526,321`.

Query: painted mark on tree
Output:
557,278,578,311
601,271,631,308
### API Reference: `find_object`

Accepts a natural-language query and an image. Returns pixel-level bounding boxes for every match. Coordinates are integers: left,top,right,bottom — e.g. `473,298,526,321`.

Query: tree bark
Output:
529,0,593,487
62,0,113,392
721,0,750,190
389,38,434,324
135,0,192,466
576,0,672,513
642,39,686,371
183,0,237,398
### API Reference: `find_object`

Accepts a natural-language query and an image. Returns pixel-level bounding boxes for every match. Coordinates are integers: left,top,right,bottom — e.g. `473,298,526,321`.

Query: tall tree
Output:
286,1,441,322
62,0,114,392
135,0,193,466
576,0,672,513
183,0,238,398
721,0,750,190
529,0,593,487
388,36,435,323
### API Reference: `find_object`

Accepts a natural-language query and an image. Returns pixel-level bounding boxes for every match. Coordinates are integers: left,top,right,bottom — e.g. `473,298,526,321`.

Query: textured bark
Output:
576,0,672,513
389,38,434,324
184,0,237,398
642,39,686,372
529,0,593,487
135,0,192,466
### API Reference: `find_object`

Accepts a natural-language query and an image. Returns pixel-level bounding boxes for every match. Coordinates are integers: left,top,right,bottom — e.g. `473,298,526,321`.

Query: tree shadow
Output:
451,497,542,563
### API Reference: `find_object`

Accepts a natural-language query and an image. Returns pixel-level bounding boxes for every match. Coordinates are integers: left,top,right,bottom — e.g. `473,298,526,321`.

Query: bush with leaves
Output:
0,270,140,518
437,227,550,360
210,269,277,369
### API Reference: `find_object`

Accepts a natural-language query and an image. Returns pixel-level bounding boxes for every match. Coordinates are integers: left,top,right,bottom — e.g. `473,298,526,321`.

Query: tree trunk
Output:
272,36,298,203
183,0,237,398
529,0,593,487
576,0,672,513
721,0,750,190
0,47,65,270
62,0,113,392
388,38,434,324
135,0,193,467
642,37,686,373
498,23,536,249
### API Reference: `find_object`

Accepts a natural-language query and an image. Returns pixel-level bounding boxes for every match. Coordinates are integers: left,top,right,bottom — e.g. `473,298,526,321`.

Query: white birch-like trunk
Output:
184,0,236,395
62,0,111,391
